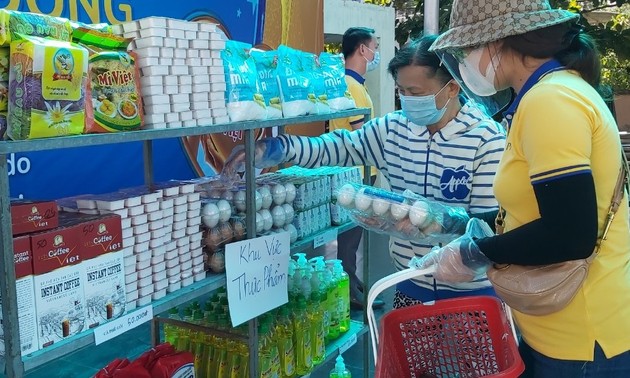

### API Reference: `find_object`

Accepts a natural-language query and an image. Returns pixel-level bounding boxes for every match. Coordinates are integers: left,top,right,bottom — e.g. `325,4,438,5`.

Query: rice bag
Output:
80,31,143,133
0,81,7,111
0,48,8,81
277,45,315,117
0,10,72,46
301,51,330,115
319,52,356,111
8,35,88,140
222,40,267,122
250,49,283,119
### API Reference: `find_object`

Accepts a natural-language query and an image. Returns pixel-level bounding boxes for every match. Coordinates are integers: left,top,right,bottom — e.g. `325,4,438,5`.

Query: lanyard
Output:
502,59,566,129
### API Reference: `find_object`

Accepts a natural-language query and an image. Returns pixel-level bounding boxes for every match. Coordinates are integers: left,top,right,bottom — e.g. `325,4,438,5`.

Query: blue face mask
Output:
399,82,451,126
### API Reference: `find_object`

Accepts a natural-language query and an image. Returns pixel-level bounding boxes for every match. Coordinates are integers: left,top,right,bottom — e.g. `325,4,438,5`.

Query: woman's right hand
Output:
222,137,287,179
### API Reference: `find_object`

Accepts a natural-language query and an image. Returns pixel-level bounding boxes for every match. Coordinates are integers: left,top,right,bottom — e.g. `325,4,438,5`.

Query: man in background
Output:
329,27,384,309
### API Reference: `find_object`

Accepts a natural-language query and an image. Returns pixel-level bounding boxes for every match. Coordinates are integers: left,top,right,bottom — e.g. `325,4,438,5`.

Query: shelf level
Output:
291,222,357,253
18,273,226,372
0,108,371,154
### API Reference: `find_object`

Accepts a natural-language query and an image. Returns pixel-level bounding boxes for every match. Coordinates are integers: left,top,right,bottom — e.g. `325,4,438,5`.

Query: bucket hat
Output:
430,0,579,51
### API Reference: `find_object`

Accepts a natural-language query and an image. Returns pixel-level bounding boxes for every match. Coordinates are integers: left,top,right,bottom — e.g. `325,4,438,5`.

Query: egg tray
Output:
335,183,469,244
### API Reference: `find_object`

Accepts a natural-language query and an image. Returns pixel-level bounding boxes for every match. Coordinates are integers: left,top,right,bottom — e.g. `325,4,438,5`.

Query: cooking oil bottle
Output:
329,355,351,378
332,259,351,333
165,307,180,347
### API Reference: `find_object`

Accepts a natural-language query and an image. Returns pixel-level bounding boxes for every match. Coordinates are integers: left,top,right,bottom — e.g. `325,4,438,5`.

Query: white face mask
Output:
458,46,502,96
363,45,380,72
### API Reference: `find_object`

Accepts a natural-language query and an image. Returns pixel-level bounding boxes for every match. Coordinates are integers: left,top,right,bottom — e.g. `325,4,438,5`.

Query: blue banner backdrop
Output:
1,0,266,199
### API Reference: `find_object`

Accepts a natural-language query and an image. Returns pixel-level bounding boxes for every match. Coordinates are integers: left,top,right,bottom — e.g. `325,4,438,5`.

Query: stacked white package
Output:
115,17,228,129
187,191,206,282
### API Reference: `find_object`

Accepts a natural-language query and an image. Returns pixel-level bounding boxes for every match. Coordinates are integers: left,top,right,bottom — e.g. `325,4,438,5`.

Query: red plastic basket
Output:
375,296,524,378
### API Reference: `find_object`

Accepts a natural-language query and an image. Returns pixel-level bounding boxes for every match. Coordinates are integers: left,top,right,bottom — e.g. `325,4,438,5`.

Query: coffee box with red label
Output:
10,200,58,236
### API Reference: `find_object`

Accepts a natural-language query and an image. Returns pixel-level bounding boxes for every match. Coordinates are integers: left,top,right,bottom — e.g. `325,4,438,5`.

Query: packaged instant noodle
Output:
7,35,88,140
0,48,8,81
319,52,356,111
0,10,72,46
78,29,143,133
222,40,267,122
277,45,315,117
250,49,283,119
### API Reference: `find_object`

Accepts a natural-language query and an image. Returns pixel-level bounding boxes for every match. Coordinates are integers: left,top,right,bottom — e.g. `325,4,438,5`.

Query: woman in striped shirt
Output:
225,35,505,306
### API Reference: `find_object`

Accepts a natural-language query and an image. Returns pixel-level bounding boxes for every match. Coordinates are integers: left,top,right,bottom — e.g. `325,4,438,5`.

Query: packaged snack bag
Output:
0,10,72,46
222,40,267,122
250,49,283,119
319,52,356,111
0,47,9,81
8,35,88,140
276,45,315,117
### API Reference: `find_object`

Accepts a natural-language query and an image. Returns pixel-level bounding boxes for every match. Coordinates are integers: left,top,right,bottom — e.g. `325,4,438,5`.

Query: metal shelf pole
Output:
362,110,372,378
143,140,154,188
243,129,259,378
0,154,24,378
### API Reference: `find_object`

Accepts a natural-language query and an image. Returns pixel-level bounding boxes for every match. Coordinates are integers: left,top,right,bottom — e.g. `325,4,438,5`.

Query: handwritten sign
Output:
94,306,153,345
225,232,290,326
314,228,338,249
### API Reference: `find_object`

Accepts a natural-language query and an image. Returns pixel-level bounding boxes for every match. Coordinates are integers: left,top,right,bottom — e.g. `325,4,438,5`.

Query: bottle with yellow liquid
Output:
208,307,229,378
276,306,295,377
176,307,193,351
216,309,232,378
165,307,181,347
293,298,313,375
202,312,219,378
192,310,207,377
258,322,276,378
228,324,249,378
310,257,331,332
326,260,341,341
310,289,326,366
332,260,351,334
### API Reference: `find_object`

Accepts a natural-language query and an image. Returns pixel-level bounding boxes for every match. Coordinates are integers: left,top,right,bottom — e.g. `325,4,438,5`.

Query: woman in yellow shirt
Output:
419,0,630,376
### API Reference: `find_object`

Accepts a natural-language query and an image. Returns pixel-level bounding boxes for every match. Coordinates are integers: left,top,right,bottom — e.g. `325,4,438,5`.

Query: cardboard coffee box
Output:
10,200,58,236
30,220,86,349
0,236,39,356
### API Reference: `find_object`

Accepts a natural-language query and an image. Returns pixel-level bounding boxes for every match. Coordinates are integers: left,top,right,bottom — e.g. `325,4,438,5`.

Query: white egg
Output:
271,184,287,205
284,224,298,243
282,204,295,224
372,198,390,216
233,190,247,212
217,200,232,223
409,200,431,227
255,212,264,233
284,182,297,203
354,188,373,212
271,206,286,228
390,202,410,220
255,190,263,211
201,203,220,228
337,184,356,208
260,209,273,231
259,186,273,209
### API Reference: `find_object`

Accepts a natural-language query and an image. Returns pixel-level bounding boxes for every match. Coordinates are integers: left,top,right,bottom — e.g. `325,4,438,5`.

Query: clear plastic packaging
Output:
335,183,469,244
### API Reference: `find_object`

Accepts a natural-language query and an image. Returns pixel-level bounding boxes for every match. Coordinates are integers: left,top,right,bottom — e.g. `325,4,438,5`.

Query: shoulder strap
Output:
598,151,630,248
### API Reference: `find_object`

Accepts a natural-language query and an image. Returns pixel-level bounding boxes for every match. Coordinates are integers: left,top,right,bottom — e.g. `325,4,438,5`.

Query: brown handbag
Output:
487,153,630,316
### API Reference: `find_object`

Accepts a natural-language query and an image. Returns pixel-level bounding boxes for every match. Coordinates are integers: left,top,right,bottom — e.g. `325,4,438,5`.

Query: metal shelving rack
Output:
0,107,372,378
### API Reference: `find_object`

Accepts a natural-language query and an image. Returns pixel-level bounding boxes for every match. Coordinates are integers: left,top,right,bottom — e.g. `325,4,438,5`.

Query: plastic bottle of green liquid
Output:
216,310,232,378
209,307,228,377
266,316,282,378
310,289,326,366
228,324,249,378
329,355,351,378
310,257,331,331
332,260,351,333
276,306,295,377
293,298,313,375
192,310,206,377
164,307,180,347
203,312,218,378
326,260,341,341
258,322,275,378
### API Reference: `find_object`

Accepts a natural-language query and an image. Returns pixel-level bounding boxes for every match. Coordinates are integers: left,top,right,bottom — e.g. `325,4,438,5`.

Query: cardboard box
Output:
82,250,126,329
30,218,86,349
10,200,58,236
0,236,39,356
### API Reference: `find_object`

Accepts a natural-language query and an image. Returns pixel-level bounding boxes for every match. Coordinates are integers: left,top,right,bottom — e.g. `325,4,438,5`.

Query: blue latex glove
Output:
222,138,286,178
409,218,493,282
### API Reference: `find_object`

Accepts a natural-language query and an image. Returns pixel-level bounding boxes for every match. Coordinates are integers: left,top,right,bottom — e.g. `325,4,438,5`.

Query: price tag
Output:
94,306,154,345
313,228,338,249
339,333,358,354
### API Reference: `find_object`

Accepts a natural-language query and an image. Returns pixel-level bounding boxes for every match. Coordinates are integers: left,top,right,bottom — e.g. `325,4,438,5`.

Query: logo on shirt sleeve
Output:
440,165,472,200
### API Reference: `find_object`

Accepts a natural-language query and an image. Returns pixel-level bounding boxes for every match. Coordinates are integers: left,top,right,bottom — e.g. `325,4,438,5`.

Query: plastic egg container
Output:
335,183,461,242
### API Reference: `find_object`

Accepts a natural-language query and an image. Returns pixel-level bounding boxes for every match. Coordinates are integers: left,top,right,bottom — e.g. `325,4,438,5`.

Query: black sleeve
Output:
475,173,598,265
470,210,499,234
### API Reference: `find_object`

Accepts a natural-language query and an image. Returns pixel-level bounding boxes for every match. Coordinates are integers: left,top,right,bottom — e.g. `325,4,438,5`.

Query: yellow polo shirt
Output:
493,70,630,360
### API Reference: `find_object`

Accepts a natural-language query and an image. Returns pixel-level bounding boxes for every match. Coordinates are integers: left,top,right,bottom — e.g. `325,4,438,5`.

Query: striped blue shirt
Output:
278,102,505,293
